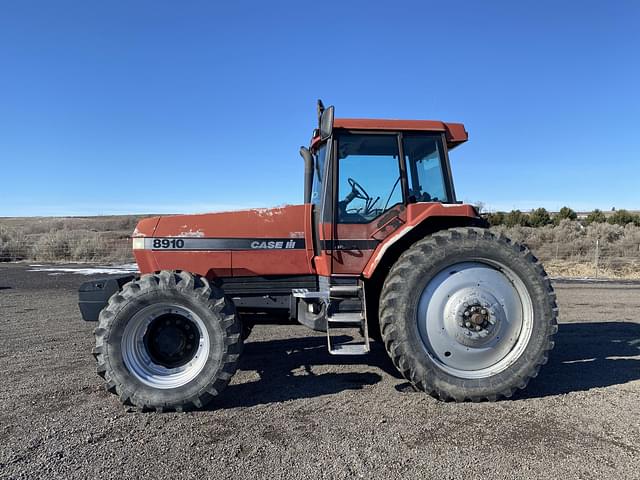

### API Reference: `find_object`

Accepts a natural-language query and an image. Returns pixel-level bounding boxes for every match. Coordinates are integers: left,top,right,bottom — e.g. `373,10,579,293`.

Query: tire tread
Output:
94,270,242,412
379,227,558,402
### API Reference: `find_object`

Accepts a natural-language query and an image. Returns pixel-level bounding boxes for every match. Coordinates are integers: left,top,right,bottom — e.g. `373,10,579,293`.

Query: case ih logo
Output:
250,240,298,249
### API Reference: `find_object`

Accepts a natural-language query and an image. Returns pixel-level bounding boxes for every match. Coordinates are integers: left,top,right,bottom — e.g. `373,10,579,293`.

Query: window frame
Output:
333,130,408,225
401,132,457,205
439,132,458,203
328,129,458,228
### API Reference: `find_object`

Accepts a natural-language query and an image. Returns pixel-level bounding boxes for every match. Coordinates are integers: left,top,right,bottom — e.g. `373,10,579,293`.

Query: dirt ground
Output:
0,264,639,479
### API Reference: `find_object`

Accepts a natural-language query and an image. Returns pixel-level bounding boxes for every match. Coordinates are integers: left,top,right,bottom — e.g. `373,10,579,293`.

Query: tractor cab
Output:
300,101,471,278
292,102,478,354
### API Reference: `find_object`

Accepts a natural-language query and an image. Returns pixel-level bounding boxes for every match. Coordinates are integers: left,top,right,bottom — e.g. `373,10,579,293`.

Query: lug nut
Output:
475,325,482,331
465,321,472,328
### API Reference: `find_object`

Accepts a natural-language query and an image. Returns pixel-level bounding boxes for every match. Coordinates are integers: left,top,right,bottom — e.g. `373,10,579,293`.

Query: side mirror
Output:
320,105,334,140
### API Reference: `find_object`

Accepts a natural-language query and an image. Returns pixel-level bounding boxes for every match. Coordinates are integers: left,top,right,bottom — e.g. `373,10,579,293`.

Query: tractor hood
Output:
133,205,307,242
131,205,311,277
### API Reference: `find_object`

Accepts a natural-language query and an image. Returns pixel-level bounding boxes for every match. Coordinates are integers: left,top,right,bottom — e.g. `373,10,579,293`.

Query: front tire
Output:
93,270,242,411
379,228,557,401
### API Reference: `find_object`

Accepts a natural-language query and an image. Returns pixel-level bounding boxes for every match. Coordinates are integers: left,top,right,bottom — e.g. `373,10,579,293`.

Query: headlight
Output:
132,238,145,250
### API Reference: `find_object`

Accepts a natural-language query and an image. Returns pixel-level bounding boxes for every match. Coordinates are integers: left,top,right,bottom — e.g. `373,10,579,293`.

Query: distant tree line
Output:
484,207,640,228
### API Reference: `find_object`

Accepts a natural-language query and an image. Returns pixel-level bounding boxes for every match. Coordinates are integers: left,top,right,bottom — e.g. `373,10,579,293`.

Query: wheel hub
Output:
440,288,505,350
463,304,490,330
416,261,533,378
144,314,199,369
121,304,210,389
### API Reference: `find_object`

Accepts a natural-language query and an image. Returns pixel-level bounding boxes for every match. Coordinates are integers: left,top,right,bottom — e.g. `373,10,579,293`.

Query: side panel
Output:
150,251,232,278
331,204,407,275
314,222,334,277
153,206,307,239
135,205,314,278
231,250,310,276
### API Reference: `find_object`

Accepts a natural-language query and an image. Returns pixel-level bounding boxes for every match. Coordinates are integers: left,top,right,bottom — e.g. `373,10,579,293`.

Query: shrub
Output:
105,241,134,263
33,230,74,261
585,209,607,224
0,226,29,261
485,211,505,226
504,210,529,227
554,206,577,224
608,209,639,226
529,208,552,227
72,234,110,261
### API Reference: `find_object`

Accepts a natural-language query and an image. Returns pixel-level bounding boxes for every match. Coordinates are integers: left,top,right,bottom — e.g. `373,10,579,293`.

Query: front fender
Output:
78,275,136,321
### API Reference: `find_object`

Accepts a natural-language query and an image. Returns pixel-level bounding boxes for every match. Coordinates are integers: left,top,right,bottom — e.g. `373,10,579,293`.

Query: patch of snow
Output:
28,263,139,276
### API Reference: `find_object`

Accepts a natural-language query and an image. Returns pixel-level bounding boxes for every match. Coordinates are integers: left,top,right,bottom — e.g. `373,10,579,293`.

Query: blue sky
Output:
1,0,638,216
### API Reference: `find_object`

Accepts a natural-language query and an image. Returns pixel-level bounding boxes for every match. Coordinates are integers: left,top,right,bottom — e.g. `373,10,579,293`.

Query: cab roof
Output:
333,118,468,149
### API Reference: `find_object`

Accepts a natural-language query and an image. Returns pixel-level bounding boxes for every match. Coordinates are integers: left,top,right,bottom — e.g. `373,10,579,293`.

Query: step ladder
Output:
293,278,370,355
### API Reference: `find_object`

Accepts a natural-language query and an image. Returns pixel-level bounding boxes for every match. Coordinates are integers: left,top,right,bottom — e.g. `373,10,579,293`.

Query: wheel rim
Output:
417,261,534,379
121,303,210,389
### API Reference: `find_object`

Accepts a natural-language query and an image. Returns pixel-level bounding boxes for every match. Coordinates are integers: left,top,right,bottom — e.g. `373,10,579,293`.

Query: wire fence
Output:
492,222,640,278
0,230,132,263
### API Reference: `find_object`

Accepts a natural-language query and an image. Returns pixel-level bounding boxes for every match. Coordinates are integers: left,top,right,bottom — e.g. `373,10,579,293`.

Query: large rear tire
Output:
93,270,242,411
379,227,557,401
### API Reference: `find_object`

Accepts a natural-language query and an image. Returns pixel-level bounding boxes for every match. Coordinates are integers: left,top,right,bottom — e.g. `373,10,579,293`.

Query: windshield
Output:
311,144,327,206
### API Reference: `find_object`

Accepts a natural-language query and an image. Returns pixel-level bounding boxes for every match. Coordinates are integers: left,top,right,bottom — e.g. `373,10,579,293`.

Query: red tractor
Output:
79,102,557,411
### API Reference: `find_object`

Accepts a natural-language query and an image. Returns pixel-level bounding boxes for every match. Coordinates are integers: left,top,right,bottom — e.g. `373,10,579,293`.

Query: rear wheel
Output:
93,270,242,411
379,227,557,401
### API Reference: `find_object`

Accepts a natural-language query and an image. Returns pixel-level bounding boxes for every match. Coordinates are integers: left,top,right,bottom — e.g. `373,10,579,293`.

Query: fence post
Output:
594,238,600,279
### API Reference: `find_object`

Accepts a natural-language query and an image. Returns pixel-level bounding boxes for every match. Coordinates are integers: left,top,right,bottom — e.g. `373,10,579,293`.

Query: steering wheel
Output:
348,177,370,201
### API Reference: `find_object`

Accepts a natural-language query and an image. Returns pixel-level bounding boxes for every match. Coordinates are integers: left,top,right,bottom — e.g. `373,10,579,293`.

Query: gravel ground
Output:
0,264,639,479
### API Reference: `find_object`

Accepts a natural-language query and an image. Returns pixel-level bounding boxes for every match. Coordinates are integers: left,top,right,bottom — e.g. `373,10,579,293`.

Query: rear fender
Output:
362,204,485,279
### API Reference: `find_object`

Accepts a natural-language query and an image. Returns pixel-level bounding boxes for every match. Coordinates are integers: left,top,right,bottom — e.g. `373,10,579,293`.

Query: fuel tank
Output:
132,205,314,278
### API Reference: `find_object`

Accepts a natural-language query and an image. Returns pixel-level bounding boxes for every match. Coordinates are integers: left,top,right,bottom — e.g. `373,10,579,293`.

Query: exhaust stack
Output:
300,146,314,204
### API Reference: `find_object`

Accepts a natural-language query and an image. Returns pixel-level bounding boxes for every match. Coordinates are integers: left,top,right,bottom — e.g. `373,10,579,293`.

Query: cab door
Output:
331,132,408,275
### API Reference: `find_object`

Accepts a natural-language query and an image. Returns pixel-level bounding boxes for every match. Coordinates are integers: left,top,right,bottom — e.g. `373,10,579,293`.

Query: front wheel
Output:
93,270,242,411
379,228,558,401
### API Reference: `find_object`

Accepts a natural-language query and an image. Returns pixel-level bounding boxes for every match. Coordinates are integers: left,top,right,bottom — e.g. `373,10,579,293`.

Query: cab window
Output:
403,134,449,203
311,144,326,206
336,133,402,224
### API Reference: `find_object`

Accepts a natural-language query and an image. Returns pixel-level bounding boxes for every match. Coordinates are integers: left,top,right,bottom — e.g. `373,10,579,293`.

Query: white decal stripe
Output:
144,237,306,251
